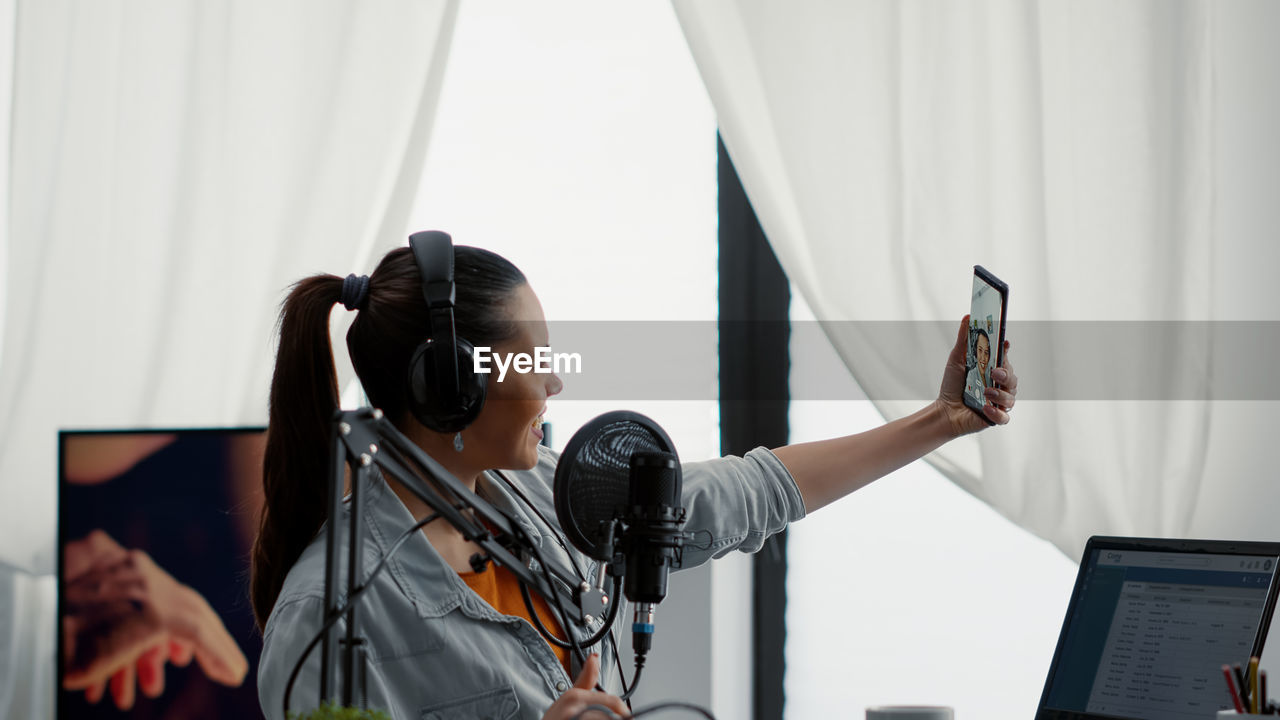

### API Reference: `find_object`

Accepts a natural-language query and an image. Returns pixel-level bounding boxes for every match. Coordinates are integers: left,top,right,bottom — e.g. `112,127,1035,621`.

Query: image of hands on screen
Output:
62,529,248,710
60,430,264,718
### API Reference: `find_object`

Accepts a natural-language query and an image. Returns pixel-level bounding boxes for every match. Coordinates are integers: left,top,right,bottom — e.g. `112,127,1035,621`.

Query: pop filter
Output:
553,410,678,561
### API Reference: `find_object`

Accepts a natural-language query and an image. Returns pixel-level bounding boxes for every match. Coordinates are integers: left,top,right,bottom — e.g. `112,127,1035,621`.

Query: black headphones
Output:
406,231,487,433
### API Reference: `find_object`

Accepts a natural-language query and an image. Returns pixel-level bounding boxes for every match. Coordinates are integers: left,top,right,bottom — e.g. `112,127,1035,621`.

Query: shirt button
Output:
555,680,568,693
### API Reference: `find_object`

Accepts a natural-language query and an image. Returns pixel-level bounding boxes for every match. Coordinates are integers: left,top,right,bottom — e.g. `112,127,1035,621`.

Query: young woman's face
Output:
464,283,562,470
975,333,990,376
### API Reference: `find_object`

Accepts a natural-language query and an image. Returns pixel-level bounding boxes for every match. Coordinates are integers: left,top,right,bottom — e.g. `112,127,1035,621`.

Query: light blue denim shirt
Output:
258,444,805,720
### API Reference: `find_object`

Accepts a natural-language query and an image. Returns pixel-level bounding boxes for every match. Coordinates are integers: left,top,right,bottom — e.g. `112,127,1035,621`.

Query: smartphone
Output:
963,265,1008,419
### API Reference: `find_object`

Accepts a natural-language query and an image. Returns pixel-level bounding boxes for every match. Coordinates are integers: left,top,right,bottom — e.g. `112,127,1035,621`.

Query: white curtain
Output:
672,0,1280,558
0,0,458,716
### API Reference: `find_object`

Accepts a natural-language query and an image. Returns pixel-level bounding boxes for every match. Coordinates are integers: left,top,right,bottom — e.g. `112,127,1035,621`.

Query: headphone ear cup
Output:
451,336,487,429
407,339,437,430
407,337,488,434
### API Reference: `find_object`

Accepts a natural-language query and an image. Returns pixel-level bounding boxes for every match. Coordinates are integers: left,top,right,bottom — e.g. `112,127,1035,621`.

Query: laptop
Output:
1035,536,1280,720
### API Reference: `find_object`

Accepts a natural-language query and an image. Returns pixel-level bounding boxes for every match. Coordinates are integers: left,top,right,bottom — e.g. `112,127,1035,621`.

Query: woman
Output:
965,328,992,408
251,236,1016,720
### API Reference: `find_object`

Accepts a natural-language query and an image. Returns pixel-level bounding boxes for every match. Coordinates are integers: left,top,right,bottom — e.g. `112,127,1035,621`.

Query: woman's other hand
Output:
542,653,630,719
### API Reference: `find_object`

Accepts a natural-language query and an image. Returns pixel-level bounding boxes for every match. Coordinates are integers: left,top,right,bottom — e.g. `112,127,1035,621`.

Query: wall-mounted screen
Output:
58,428,266,719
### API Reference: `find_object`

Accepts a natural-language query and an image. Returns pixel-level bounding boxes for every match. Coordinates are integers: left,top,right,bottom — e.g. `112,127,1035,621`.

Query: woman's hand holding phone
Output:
936,313,1017,436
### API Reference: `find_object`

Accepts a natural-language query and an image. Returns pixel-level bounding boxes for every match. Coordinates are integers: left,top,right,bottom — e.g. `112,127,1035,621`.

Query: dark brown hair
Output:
250,245,526,630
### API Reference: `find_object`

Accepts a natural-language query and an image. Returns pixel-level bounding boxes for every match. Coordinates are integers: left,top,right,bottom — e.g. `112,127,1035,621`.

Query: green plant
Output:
287,701,392,720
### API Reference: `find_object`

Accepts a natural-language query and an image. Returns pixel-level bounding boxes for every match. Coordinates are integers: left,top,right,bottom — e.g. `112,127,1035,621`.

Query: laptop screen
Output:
1037,537,1280,720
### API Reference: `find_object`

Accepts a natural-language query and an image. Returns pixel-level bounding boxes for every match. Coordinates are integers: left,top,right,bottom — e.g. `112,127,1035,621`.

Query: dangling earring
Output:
453,432,464,452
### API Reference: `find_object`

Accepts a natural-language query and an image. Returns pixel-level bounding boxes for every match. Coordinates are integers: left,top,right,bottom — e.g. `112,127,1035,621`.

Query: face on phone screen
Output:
964,273,1005,413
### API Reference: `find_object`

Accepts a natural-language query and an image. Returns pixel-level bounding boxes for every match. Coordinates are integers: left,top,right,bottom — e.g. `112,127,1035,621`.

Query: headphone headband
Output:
409,231,456,309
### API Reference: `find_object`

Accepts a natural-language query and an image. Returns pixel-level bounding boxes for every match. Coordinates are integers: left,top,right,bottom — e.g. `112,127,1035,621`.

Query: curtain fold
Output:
0,566,56,719
0,1,458,716
672,0,1280,557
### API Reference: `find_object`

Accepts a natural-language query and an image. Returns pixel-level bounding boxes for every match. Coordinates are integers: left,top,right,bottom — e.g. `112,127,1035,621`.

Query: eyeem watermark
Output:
473,346,582,381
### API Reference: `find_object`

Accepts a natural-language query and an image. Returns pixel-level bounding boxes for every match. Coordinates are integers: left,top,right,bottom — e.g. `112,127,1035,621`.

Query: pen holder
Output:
1216,712,1267,718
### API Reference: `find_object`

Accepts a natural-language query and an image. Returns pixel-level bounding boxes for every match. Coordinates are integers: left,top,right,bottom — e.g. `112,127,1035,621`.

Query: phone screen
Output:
964,266,1008,416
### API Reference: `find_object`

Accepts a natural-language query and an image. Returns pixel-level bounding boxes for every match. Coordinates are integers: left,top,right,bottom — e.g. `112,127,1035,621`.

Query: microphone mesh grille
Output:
555,413,676,559
567,419,662,520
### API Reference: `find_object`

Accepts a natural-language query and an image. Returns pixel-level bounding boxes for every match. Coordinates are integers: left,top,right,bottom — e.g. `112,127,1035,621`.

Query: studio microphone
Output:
553,410,689,685
623,451,685,658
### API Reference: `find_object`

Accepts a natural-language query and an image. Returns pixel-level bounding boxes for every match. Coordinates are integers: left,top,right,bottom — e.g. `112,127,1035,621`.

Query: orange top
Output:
459,562,571,673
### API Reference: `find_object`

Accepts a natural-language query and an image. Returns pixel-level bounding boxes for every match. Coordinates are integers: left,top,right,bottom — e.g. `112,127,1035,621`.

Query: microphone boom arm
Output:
319,408,610,709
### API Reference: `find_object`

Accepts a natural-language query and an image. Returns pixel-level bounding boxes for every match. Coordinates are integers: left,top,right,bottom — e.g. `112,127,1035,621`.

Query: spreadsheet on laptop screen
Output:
1042,548,1278,720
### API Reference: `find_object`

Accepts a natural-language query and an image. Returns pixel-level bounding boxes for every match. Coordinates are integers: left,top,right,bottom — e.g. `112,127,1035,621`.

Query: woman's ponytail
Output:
250,274,344,630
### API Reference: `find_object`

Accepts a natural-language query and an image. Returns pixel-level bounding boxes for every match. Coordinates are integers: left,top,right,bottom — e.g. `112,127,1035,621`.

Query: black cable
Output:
518,573,623,651
283,511,442,718
492,469,631,707
468,493,626,703
510,518,590,669
631,701,717,719
620,660,644,701
614,635,632,714
629,702,715,719
490,469,589,580
570,700,717,720
519,518,651,708
517,579,574,649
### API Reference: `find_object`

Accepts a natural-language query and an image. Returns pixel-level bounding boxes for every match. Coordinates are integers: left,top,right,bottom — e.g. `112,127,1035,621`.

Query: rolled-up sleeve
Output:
677,447,806,569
